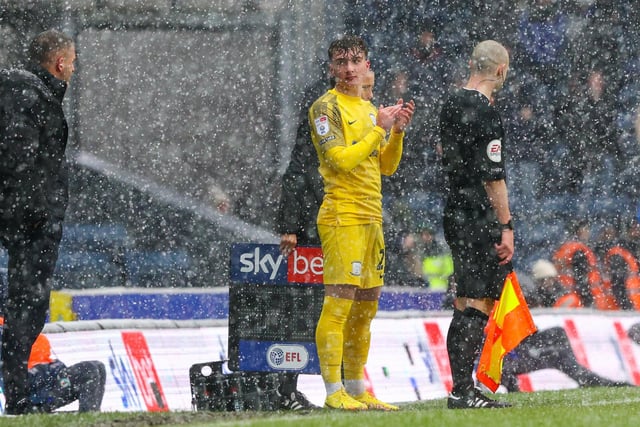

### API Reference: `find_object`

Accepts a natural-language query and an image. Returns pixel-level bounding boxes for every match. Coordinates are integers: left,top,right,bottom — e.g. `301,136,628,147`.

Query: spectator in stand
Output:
499,68,556,202
206,182,232,215
619,109,640,218
592,221,621,260
417,224,453,292
385,220,452,290
556,68,621,196
526,259,578,308
381,68,426,201
598,222,640,311
569,0,630,94
384,199,423,288
404,20,453,198
516,0,570,88
554,219,595,308
554,219,621,310
620,217,640,262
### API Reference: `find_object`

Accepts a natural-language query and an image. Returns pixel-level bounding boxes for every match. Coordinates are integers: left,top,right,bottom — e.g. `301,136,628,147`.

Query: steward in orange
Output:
553,241,618,310
604,246,640,311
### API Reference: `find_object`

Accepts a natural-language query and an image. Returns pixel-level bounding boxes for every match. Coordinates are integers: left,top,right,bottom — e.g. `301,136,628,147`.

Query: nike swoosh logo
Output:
348,120,357,125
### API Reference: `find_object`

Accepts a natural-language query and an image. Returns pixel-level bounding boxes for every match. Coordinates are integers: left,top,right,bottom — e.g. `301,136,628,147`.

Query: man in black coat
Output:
273,77,329,411
0,29,76,415
277,78,327,255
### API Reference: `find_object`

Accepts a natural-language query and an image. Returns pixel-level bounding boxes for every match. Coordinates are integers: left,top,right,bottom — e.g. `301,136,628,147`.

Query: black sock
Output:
447,307,489,395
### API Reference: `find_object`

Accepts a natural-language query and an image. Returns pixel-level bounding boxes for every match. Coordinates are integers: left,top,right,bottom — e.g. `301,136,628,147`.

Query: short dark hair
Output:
29,29,74,66
328,35,368,61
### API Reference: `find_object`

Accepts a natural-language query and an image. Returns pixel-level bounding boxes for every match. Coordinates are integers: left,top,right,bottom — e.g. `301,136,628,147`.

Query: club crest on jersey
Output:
351,261,362,277
369,113,377,126
486,139,502,163
314,115,329,136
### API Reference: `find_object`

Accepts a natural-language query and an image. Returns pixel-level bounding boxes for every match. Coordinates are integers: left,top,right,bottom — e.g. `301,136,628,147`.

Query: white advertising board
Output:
1,310,639,412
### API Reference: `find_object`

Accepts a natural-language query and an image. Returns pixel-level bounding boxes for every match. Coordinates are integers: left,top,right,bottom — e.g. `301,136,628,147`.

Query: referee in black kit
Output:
439,40,513,409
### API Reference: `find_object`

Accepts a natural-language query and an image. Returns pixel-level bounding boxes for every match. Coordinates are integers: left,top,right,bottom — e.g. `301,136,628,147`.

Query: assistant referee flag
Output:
477,271,537,392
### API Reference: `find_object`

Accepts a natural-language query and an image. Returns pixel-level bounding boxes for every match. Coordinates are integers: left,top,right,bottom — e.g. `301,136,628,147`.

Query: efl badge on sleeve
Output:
314,115,329,136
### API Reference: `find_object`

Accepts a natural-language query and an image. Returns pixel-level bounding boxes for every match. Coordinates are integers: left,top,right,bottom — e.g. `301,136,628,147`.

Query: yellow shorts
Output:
318,223,385,288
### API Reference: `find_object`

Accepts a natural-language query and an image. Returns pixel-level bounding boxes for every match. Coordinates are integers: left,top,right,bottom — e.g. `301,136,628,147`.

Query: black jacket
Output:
0,64,69,230
276,81,327,246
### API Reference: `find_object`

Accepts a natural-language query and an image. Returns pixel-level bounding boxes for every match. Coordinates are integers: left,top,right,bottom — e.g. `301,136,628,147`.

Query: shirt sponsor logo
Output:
319,135,335,145
486,139,502,163
314,115,329,136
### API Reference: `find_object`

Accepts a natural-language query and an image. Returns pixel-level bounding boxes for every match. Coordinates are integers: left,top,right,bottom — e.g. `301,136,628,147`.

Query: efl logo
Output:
287,247,323,284
267,344,309,370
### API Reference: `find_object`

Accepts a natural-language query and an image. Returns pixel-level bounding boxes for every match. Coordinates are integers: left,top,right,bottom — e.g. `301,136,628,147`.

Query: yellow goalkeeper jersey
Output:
309,88,404,226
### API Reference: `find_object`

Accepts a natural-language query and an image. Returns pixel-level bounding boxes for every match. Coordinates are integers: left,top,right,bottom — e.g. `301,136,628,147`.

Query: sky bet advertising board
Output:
228,243,324,374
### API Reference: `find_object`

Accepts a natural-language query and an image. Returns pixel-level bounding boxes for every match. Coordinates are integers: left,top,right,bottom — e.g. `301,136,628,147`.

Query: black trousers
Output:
29,360,106,412
68,360,106,412
0,221,62,411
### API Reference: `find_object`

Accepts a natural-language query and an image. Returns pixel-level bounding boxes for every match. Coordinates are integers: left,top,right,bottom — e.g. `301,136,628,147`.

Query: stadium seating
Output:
53,223,129,289
123,249,193,288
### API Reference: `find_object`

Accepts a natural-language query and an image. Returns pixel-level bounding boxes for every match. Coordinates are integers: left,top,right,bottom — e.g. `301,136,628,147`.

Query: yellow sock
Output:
342,299,378,382
315,295,353,384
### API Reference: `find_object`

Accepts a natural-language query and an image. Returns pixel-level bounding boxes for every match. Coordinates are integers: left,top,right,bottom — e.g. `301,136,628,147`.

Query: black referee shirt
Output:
440,88,506,217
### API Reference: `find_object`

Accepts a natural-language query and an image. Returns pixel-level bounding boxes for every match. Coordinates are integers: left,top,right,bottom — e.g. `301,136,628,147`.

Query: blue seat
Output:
124,250,192,288
54,251,126,289
588,195,633,222
60,223,129,252
54,223,129,289
405,191,444,229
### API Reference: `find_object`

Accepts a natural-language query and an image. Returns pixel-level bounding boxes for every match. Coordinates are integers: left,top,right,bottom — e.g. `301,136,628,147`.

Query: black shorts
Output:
443,210,511,300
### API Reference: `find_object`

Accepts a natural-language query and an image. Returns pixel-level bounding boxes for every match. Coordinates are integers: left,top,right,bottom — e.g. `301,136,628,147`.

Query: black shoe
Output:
4,398,42,415
447,388,511,409
279,390,320,410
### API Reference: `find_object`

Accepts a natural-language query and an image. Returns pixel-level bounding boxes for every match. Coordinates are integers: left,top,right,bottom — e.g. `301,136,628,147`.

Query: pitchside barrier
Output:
1,311,639,414
0,311,639,413
2,244,640,413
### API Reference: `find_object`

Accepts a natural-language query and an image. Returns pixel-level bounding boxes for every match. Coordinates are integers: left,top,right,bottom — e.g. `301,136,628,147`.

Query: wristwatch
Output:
500,219,514,231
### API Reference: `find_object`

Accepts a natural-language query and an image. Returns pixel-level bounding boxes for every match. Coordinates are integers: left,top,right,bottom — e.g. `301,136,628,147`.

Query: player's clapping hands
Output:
392,99,415,133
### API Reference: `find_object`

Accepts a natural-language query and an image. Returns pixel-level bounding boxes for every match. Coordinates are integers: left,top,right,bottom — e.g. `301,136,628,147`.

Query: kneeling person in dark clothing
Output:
501,326,632,392
1,316,106,414
26,331,106,413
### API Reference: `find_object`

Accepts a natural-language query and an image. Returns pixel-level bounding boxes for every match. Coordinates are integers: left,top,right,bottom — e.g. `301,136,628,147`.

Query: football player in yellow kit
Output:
309,35,415,411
